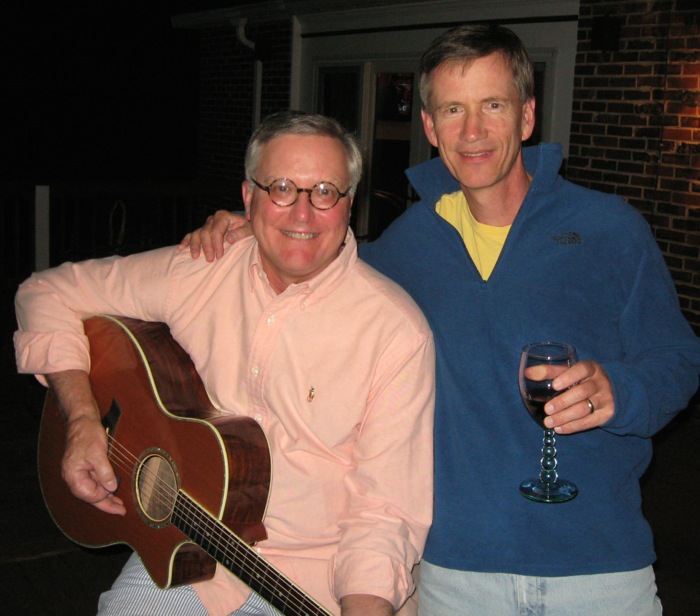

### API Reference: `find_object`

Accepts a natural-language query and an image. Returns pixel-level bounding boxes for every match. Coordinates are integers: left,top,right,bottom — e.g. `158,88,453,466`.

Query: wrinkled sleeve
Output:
330,327,435,609
601,235,700,437
14,247,179,382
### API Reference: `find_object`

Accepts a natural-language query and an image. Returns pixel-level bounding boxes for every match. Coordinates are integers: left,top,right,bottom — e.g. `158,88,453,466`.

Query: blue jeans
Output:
419,561,662,616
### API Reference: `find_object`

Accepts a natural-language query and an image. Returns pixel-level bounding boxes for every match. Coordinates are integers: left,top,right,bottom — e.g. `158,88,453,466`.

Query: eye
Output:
273,181,294,194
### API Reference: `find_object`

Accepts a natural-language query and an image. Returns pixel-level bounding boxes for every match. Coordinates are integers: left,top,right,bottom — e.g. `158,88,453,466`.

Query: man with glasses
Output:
14,111,435,615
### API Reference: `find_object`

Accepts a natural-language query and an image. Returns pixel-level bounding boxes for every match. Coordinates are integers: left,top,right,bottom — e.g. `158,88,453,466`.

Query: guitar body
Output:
37,315,270,589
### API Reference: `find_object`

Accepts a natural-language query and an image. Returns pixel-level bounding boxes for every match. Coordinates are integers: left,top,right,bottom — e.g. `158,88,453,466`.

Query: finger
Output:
95,463,127,515
63,448,118,502
550,362,591,390
199,229,217,262
67,473,109,504
210,217,235,258
98,470,119,494
212,230,226,260
549,397,614,434
524,364,569,381
176,232,192,251
186,232,202,259
553,411,607,434
225,227,249,247
544,396,593,426
211,210,235,230
92,493,127,516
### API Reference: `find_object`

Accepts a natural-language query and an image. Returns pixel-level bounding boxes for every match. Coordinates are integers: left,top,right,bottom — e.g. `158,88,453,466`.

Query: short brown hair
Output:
419,24,535,112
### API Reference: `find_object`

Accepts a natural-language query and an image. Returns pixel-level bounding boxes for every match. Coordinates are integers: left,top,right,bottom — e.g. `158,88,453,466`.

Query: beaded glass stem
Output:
518,342,579,504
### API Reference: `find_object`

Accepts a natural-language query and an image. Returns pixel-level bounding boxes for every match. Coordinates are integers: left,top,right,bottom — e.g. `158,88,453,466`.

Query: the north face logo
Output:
552,232,582,245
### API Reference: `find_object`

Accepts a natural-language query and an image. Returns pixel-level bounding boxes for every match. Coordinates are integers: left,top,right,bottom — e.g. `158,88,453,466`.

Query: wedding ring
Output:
586,399,595,414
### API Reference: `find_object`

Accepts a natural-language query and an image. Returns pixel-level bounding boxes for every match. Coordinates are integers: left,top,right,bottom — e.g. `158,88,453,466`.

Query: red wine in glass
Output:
522,388,552,426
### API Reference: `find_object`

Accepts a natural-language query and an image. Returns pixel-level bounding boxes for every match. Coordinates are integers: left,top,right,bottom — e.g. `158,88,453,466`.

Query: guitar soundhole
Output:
135,451,178,527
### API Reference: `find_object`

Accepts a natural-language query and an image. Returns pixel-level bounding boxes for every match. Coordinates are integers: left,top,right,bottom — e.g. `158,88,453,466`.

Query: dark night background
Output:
2,2,238,183
2,5,700,614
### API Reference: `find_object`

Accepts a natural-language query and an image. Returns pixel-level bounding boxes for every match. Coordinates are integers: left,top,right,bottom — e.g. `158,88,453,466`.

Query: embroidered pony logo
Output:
552,232,582,245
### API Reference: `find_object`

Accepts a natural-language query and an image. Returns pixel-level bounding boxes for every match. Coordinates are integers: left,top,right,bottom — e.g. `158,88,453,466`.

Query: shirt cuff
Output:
331,549,414,610
14,330,91,384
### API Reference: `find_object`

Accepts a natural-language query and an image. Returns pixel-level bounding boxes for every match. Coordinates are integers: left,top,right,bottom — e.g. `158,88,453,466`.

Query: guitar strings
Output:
176,492,330,616
103,433,330,616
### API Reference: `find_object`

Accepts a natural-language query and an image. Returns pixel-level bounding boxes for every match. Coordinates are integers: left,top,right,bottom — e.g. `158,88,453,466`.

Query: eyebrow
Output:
434,96,507,109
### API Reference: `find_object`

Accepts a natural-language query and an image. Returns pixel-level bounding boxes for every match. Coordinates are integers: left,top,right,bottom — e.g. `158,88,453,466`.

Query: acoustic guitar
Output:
38,314,333,615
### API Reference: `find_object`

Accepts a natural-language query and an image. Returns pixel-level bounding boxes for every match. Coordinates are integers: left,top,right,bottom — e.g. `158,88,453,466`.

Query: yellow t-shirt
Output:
436,190,510,280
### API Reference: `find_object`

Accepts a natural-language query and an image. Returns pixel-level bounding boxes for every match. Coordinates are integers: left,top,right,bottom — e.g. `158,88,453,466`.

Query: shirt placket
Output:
246,289,306,426
247,314,276,428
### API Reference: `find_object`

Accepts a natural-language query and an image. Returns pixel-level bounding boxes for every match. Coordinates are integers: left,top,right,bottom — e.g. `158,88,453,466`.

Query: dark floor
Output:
2,331,699,615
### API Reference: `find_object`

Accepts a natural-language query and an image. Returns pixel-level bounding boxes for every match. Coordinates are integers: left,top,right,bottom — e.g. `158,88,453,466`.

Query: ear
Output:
421,108,439,148
346,195,354,222
521,98,536,142
241,180,253,220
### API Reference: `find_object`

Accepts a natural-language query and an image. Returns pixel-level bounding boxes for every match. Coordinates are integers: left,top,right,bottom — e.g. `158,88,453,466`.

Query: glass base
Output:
519,478,578,503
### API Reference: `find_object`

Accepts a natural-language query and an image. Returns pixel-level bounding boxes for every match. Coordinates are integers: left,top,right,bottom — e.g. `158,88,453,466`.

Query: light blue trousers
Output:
419,561,662,616
98,553,283,615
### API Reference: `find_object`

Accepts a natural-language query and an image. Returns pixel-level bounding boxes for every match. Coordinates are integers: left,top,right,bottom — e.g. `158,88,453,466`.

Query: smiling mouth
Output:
282,230,319,240
460,150,490,158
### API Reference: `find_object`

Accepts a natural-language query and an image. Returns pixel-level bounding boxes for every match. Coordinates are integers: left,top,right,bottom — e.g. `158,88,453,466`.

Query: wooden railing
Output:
0,180,241,326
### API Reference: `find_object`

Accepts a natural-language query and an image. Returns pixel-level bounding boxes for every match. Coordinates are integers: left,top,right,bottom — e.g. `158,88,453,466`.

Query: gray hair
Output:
244,110,363,196
419,24,535,112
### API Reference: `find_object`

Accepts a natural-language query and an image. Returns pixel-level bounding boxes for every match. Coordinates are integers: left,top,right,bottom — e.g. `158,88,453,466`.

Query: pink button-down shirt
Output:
14,232,435,615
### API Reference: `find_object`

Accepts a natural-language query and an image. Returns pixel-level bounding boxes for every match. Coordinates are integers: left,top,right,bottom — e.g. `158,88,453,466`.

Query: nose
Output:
460,111,485,142
289,190,314,222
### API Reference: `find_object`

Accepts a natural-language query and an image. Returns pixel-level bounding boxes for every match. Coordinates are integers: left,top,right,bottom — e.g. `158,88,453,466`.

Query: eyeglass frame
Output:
249,177,350,210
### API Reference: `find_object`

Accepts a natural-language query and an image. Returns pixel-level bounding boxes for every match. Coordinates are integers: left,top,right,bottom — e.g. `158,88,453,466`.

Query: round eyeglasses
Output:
250,178,349,210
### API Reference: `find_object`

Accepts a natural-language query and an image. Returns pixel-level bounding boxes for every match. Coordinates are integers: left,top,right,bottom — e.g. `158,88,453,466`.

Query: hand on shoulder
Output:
178,210,251,261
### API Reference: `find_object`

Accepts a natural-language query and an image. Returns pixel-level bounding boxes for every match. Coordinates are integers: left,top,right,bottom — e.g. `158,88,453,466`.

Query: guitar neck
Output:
172,491,333,616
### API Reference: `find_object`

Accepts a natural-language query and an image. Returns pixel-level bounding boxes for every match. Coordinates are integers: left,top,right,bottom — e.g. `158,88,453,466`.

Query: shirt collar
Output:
247,229,358,301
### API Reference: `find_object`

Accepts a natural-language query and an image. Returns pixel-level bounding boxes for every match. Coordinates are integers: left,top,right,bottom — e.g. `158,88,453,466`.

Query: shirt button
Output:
267,315,275,325
251,366,259,376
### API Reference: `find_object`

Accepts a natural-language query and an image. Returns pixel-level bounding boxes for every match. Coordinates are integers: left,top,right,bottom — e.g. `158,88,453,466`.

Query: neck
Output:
463,168,532,227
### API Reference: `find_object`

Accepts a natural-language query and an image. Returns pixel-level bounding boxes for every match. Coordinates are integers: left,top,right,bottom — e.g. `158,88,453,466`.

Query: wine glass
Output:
518,341,579,503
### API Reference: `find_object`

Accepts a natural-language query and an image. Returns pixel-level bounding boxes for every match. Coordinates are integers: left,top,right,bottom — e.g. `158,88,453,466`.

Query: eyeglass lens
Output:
269,179,341,209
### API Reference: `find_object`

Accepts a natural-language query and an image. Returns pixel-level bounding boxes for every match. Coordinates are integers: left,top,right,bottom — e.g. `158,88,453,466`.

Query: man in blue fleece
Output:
183,24,700,616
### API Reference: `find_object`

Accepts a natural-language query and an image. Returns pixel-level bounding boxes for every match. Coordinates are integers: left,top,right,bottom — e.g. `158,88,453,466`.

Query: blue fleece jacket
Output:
360,143,700,576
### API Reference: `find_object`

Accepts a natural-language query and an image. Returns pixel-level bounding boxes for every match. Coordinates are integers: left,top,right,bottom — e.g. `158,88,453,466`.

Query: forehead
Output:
432,53,516,101
258,134,349,180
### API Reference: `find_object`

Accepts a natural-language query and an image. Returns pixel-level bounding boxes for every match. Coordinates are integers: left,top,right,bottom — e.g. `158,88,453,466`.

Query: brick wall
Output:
251,21,293,122
197,19,292,205
567,0,700,335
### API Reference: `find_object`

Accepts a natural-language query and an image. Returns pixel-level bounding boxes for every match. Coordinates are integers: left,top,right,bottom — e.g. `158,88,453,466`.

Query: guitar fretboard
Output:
172,491,333,616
